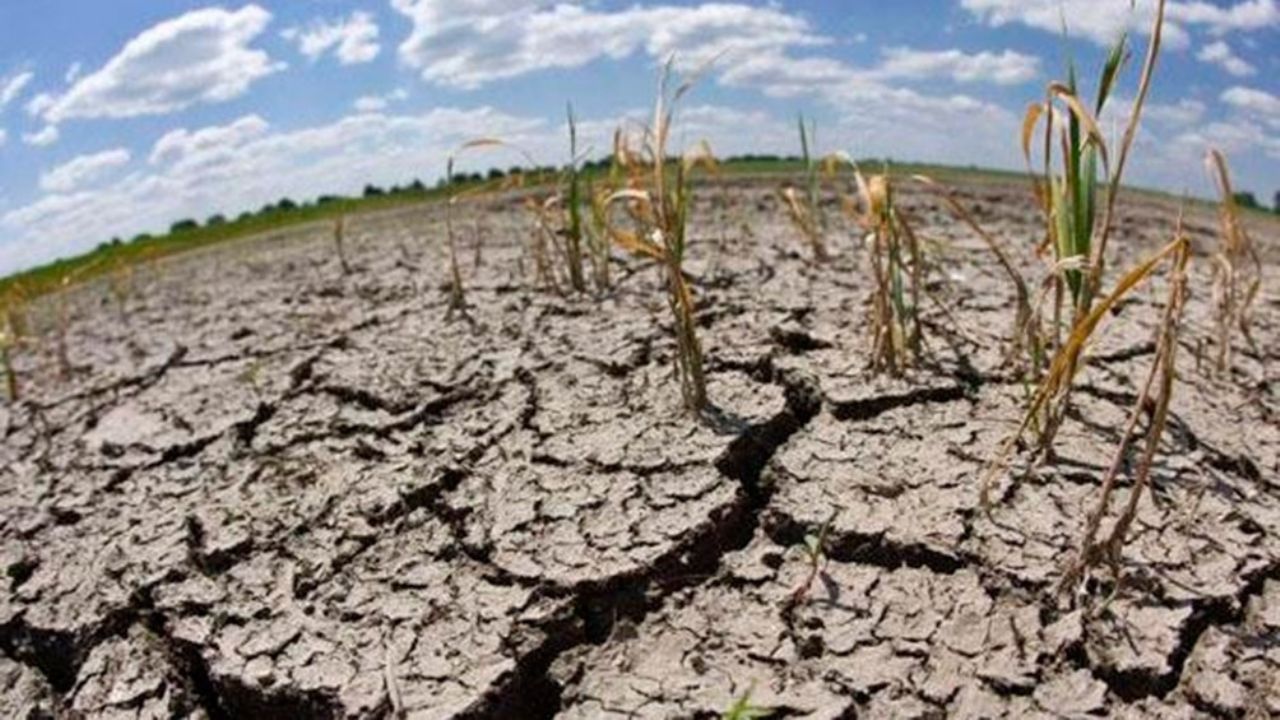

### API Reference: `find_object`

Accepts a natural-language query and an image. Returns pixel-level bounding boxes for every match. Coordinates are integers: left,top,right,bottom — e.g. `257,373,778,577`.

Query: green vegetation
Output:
599,62,715,413
786,509,836,610
852,170,924,374
722,688,773,720
779,114,829,262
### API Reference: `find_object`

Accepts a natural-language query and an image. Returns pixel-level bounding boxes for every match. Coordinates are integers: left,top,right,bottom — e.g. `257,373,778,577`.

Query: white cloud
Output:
1197,40,1256,75
1167,0,1279,34
354,96,388,113
282,11,380,65
22,125,59,147
149,114,270,165
64,62,82,85
1,71,34,108
39,148,131,192
24,93,54,118
2,107,545,273
40,5,281,123
961,0,1188,47
391,0,824,88
353,88,408,113
0,129,6,147
872,47,1039,85
1221,85,1280,127
963,0,1278,47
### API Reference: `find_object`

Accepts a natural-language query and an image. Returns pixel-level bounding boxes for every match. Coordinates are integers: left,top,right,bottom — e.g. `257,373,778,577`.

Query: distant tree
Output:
1273,190,1279,213
1232,191,1260,210
363,184,384,197
276,198,298,211
206,214,226,226
487,167,505,181
131,233,152,243
408,179,426,193
238,211,254,222
170,219,199,233
317,195,343,205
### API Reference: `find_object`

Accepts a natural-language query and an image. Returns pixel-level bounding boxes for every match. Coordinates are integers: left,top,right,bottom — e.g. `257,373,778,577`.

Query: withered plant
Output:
601,61,715,412
333,215,352,276
1062,227,1191,601
780,115,829,262
850,169,924,375
1204,148,1262,376
1007,0,1168,454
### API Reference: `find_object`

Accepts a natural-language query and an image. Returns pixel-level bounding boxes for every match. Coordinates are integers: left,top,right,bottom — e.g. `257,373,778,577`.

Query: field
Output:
2,170,1278,718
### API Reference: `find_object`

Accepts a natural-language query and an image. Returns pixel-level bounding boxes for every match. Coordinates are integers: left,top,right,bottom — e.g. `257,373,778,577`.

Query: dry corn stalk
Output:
1204,149,1262,376
851,170,922,374
1061,228,1191,601
600,60,715,412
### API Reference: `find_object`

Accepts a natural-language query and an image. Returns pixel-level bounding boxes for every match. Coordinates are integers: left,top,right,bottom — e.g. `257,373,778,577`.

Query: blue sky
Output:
0,0,1276,274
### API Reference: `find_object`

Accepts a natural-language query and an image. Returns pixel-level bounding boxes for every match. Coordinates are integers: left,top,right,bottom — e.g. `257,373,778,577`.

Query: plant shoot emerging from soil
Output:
1063,227,1191,604
0,314,16,402
780,115,829,262
333,215,352,276
785,509,837,611
603,60,715,413
563,104,588,293
851,169,924,375
1008,0,1168,454
722,687,773,720
1204,149,1262,376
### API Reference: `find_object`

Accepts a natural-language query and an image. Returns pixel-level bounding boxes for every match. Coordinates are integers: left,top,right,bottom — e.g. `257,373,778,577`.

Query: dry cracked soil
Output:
2,177,1278,719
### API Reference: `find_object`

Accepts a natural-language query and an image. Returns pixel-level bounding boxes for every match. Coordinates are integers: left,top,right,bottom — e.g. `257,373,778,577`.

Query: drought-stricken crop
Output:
780,114,829,262
1006,0,1167,454
1204,148,1262,376
1063,223,1191,600
601,61,715,412
333,215,352,276
445,139,525,313
563,104,588,293
0,312,16,402
983,0,1197,597
850,168,924,374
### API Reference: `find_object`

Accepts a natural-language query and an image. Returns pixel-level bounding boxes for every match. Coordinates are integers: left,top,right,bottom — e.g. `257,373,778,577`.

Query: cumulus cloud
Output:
22,125,59,147
282,11,380,65
872,47,1039,84
39,5,282,123
387,0,1027,169
962,0,1278,48
1,71,34,108
64,62,82,85
149,114,270,165
1167,0,1279,34
39,148,132,193
0,129,6,147
353,89,408,114
24,93,54,118
390,0,825,88
1197,40,1256,75
1220,85,1280,127
2,107,546,272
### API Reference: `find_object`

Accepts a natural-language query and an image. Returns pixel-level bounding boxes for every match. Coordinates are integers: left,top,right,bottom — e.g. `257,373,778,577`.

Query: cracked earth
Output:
2,178,1278,718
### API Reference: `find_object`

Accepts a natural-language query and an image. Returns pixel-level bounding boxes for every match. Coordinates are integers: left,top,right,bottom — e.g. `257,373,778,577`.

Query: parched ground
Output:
2,176,1278,719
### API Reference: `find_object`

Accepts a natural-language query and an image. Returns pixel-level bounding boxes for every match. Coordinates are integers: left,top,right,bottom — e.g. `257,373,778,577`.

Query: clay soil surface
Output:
3,176,1279,718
